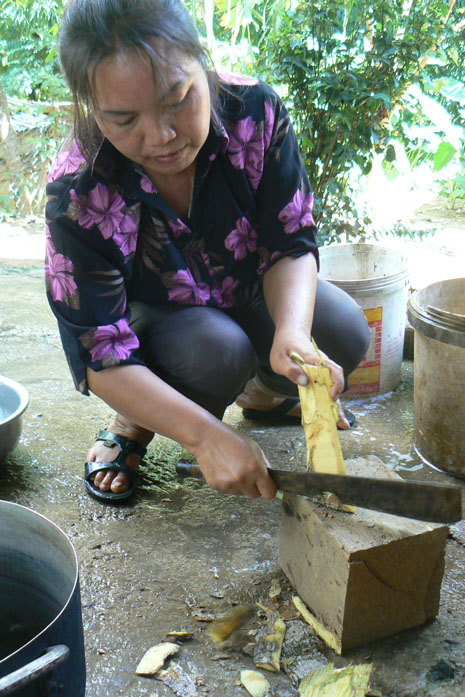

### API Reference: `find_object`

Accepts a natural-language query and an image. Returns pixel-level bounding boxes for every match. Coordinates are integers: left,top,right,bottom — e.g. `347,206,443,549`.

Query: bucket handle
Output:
0,645,69,696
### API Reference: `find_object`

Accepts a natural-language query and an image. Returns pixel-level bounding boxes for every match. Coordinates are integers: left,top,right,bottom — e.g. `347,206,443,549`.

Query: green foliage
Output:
1,0,465,225
0,0,68,100
254,0,463,243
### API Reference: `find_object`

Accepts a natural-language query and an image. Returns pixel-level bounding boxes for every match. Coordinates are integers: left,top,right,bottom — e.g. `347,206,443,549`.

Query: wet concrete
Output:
1,225,465,697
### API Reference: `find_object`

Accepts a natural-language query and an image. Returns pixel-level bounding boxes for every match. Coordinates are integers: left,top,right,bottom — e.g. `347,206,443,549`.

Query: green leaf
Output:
433,142,457,171
439,78,465,104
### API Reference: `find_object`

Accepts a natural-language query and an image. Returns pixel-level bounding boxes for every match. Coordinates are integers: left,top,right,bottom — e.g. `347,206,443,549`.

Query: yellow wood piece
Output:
292,596,342,654
291,351,345,475
298,662,373,697
240,670,271,697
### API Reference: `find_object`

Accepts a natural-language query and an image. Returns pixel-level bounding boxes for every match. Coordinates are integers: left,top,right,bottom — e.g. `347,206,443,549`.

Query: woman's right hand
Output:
191,422,277,499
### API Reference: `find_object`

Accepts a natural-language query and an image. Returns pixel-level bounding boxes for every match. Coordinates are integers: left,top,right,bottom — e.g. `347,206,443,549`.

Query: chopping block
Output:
279,454,449,654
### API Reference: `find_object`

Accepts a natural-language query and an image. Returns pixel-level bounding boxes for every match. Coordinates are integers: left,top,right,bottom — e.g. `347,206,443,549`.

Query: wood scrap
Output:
240,669,271,697
298,663,373,697
135,642,179,676
166,631,194,641
292,597,341,655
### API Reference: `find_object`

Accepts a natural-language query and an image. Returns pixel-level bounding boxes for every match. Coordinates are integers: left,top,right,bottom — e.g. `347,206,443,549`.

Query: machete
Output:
175,461,464,524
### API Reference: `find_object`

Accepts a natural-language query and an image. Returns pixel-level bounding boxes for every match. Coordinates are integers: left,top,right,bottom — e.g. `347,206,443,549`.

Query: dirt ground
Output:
1,204,465,697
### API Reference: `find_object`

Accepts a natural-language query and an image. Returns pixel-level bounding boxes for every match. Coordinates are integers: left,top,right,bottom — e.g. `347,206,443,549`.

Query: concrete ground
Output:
1,206,464,697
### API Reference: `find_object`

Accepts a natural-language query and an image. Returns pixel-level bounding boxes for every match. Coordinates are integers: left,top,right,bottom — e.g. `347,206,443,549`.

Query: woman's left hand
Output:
269,326,348,424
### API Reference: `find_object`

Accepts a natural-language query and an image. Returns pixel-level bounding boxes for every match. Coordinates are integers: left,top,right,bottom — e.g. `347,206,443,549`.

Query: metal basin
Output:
0,376,29,461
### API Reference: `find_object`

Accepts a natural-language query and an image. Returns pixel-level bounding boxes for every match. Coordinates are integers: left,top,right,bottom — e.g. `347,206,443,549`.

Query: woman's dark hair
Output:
59,0,219,161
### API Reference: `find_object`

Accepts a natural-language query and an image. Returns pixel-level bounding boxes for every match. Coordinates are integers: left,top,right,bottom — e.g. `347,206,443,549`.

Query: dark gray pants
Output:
129,279,370,419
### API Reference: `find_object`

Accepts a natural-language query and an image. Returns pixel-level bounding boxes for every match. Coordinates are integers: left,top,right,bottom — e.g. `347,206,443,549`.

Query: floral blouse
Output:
45,74,319,394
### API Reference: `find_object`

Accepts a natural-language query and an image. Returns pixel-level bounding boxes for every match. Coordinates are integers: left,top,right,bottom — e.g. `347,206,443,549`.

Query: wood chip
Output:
298,663,373,697
135,642,179,676
292,596,341,655
240,669,271,697
166,631,194,641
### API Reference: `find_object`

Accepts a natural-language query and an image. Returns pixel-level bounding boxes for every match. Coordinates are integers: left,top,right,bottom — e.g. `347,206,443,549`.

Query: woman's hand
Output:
269,326,349,429
191,421,277,499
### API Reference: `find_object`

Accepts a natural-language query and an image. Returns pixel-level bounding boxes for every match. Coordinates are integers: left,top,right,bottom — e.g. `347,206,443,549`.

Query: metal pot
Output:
0,377,29,461
0,501,86,696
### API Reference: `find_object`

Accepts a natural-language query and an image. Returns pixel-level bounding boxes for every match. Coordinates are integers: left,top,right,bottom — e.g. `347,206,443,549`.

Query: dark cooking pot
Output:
0,501,85,696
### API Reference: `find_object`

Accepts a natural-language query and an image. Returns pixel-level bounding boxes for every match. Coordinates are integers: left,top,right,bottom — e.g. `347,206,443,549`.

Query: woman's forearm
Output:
86,363,277,498
263,253,318,335
262,252,345,399
87,363,218,452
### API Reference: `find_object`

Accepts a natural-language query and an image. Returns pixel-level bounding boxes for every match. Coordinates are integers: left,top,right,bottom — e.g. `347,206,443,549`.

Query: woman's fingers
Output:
195,428,277,499
336,398,350,430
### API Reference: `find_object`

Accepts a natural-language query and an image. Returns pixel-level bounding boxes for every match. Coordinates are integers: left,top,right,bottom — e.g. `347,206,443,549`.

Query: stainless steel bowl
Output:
0,376,29,461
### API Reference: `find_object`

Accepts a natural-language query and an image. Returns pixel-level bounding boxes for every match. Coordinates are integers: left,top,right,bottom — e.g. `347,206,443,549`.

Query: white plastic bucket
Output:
407,278,465,478
318,244,409,396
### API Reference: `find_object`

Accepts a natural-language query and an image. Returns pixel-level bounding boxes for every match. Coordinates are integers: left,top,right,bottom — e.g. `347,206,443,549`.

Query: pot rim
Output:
0,500,80,665
0,376,29,427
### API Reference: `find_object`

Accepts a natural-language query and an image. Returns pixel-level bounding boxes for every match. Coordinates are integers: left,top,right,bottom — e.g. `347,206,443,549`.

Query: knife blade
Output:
175,461,464,523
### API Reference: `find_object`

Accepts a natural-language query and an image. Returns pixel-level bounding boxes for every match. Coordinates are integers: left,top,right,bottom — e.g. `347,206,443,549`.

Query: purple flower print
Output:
168,219,191,239
140,175,157,194
71,183,125,239
211,276,238,308
47,142,85,183
82,318,139,364
45,233,78,303
225,217,258,261
228,117,258,169
219,72,258,86
278,189,315,234
167,269,210,305
113,213,138,257
227,117,264,189
264,101,275,150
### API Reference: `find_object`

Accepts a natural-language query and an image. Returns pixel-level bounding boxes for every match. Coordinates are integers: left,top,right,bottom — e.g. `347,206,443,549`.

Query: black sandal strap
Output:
96,430,147,458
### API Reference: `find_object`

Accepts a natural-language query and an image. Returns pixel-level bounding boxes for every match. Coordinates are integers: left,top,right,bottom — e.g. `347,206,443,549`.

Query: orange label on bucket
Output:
363,307,382,324
347,307,382,395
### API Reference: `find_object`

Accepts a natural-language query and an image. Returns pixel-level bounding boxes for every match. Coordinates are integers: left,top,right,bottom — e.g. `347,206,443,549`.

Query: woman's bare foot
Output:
86,416,153,494
86,440,143,494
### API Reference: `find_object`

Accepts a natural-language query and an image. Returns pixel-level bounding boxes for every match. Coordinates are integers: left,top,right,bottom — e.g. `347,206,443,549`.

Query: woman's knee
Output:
138,306,257,407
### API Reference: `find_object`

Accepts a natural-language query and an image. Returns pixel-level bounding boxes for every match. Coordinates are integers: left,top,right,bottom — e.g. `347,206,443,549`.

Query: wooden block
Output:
279,455,449,653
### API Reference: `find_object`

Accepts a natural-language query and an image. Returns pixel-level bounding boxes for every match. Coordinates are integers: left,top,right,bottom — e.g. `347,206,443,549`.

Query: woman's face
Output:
92,47,211,183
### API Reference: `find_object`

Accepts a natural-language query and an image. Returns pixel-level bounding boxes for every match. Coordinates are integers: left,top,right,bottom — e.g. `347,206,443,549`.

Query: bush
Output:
255,0,463,243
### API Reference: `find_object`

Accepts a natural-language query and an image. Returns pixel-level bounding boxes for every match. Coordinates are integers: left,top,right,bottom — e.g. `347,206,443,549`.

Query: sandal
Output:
84,430,147,504
242,399,356,429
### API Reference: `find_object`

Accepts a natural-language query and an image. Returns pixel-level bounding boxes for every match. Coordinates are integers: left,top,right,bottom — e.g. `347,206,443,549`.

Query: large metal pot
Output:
0,377,29,461
0,501,86,696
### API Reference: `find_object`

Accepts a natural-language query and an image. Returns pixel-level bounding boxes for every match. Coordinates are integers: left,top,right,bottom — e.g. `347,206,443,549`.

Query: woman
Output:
45,0,370,503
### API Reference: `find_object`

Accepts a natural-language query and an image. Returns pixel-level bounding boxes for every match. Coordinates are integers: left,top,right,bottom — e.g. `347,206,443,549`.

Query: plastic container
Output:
319,244,409,396
407,277,465,478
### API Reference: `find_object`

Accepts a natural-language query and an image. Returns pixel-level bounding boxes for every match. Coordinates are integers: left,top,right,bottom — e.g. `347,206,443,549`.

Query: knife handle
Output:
176,461,204,478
